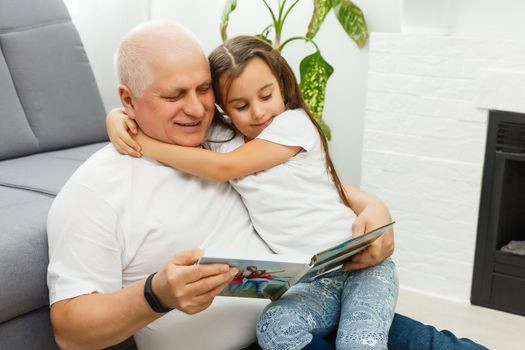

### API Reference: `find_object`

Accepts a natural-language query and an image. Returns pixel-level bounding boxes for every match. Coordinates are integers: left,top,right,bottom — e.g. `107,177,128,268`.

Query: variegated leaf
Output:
220,0,237,42
306,0,334,40
299,51,334,140
332,0,368,48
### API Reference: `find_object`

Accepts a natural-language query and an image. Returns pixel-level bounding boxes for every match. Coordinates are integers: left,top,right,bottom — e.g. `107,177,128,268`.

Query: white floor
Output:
396,289,525,350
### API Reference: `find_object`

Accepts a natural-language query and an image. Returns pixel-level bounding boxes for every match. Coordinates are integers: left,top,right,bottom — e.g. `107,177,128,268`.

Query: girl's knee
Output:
257,305,314,350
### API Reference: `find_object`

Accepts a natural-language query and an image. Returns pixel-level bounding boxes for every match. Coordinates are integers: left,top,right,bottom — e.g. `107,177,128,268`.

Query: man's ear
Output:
118,85,137,119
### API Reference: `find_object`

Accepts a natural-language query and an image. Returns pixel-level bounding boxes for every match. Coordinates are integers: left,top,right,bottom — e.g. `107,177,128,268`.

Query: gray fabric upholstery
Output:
0,187,53,323
0,0,107,160
0,187,138,349
0,307,59,350
0,48,39,158
0,142,107,196
0,306,137,350
0,0,69,32
0,1,136,348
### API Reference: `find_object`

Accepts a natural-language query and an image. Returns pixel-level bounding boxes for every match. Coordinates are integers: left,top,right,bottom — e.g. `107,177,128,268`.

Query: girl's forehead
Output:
230,59,276,87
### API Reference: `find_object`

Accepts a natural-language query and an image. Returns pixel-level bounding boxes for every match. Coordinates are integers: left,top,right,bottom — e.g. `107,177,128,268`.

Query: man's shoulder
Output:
72,145,128,176
61,145,132,195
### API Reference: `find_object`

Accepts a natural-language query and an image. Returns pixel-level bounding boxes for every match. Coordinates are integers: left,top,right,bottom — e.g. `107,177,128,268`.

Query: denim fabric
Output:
256,259,398,350
388,314,489,350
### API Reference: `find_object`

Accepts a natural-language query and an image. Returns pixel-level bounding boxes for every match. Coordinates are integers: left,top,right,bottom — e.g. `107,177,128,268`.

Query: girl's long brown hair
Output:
208,35,350,208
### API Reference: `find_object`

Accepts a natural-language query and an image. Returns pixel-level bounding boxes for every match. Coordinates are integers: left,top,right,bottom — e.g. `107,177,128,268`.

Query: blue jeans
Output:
387,313,488,350
257,259,398,350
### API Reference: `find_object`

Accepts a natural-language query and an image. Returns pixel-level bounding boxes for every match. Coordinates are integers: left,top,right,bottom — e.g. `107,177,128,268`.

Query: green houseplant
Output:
220,0,368,140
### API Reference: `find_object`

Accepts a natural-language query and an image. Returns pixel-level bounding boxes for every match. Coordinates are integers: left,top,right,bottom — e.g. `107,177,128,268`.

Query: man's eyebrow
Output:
227,83,274,104
159,80,212,98
198,79,213,87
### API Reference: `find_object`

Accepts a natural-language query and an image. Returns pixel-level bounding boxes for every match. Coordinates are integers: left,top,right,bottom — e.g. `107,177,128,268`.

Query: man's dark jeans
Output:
387,313,488,350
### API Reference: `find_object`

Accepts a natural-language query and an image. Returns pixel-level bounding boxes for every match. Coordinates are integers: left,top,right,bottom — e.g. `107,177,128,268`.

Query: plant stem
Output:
274,0,288,49
279,36,319,52
281,0,300,28
262,0,278,46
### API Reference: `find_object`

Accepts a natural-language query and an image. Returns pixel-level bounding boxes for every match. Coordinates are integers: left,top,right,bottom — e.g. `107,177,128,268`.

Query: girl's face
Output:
220,57,286,140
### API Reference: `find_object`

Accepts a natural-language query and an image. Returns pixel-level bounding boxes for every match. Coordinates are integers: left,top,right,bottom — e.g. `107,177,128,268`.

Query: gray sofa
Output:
0,0,134,348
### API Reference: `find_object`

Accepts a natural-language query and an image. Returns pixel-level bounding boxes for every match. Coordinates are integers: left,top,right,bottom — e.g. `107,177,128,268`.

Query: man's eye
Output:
163,94,182,101
198,86,211,94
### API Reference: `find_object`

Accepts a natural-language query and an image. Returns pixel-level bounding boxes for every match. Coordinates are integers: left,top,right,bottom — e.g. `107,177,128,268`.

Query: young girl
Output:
108,35,397,350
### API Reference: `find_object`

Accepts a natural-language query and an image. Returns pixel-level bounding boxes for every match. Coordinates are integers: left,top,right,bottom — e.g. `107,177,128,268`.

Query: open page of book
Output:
198,254,310,300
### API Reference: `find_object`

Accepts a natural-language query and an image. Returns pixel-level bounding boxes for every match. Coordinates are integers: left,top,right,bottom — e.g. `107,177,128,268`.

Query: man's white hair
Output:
114,21,204,97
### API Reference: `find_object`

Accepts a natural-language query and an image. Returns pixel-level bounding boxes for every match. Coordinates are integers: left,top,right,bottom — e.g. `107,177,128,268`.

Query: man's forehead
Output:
148,54,211,93
157,78,212,95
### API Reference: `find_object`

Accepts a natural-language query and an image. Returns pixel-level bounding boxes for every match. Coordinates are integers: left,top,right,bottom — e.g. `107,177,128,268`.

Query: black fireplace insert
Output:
471,110,525,316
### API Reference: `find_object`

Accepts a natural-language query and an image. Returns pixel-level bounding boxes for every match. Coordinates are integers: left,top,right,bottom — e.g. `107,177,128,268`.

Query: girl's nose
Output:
252,104,265,120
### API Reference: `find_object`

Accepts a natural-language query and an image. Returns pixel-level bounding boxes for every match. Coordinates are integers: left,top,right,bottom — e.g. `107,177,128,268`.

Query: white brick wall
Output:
362,33,525,302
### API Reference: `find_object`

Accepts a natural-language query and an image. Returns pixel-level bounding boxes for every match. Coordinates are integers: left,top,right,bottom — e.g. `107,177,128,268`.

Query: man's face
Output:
128,51,215,147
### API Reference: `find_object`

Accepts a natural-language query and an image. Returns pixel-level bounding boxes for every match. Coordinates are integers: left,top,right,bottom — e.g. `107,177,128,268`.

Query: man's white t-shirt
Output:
47,145,272,350
210,109,356,256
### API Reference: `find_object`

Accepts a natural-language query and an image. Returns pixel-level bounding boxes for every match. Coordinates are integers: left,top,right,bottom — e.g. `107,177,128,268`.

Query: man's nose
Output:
184,91,205,117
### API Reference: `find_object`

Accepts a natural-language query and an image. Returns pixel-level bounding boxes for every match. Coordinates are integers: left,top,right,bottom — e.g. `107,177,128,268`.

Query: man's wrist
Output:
144,272,173,313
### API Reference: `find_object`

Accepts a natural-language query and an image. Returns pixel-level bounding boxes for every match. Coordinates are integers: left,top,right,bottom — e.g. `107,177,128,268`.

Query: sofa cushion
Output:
0,142,107,196
0,0,107,161
0,0,70,32
0,306,137,350
0,49,39,159
0,187,53,323
0,307,58,350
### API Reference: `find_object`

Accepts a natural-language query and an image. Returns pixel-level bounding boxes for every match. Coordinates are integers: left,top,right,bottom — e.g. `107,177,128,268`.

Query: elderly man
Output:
47,21,486,350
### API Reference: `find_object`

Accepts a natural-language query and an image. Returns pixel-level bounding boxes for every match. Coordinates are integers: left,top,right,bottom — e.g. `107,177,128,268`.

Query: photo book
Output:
199,222,394,301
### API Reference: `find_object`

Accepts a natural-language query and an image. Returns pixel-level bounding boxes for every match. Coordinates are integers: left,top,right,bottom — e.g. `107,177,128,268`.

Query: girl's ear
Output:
118,85,137,119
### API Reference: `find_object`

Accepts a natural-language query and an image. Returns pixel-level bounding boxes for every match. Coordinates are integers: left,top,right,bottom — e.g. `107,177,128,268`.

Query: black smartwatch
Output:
144,272,174,313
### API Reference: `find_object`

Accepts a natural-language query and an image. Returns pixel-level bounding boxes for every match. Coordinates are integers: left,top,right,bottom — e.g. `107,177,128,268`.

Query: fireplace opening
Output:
497,159,525,251
471,110,525,316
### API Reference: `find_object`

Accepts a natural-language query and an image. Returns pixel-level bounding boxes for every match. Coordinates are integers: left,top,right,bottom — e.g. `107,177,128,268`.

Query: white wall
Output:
361,32,525,301
64,0,151,111
451,0,525,40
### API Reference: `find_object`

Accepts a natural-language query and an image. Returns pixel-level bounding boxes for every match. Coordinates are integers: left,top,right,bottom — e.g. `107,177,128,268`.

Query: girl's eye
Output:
236,104,248,111
261,94,272,101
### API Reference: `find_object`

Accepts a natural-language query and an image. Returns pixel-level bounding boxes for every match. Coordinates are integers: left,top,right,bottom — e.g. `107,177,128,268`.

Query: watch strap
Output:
144,272,174,313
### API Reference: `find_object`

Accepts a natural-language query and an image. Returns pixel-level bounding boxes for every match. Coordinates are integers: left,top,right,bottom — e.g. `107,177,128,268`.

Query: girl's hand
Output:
343,198,395,271
106,107,142,157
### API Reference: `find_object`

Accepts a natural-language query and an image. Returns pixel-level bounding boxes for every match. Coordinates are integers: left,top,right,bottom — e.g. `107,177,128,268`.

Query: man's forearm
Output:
51,279,160,350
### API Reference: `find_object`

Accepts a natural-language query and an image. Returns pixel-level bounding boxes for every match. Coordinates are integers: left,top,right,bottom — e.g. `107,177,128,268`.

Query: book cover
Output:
199,222,394,300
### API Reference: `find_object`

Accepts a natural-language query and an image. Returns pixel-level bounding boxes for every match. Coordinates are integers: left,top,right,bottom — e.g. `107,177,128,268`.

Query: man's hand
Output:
342,195,394,271
152,248,236,315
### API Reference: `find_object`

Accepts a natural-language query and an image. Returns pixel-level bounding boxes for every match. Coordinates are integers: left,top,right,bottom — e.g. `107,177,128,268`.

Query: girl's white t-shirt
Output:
208,109,356,256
